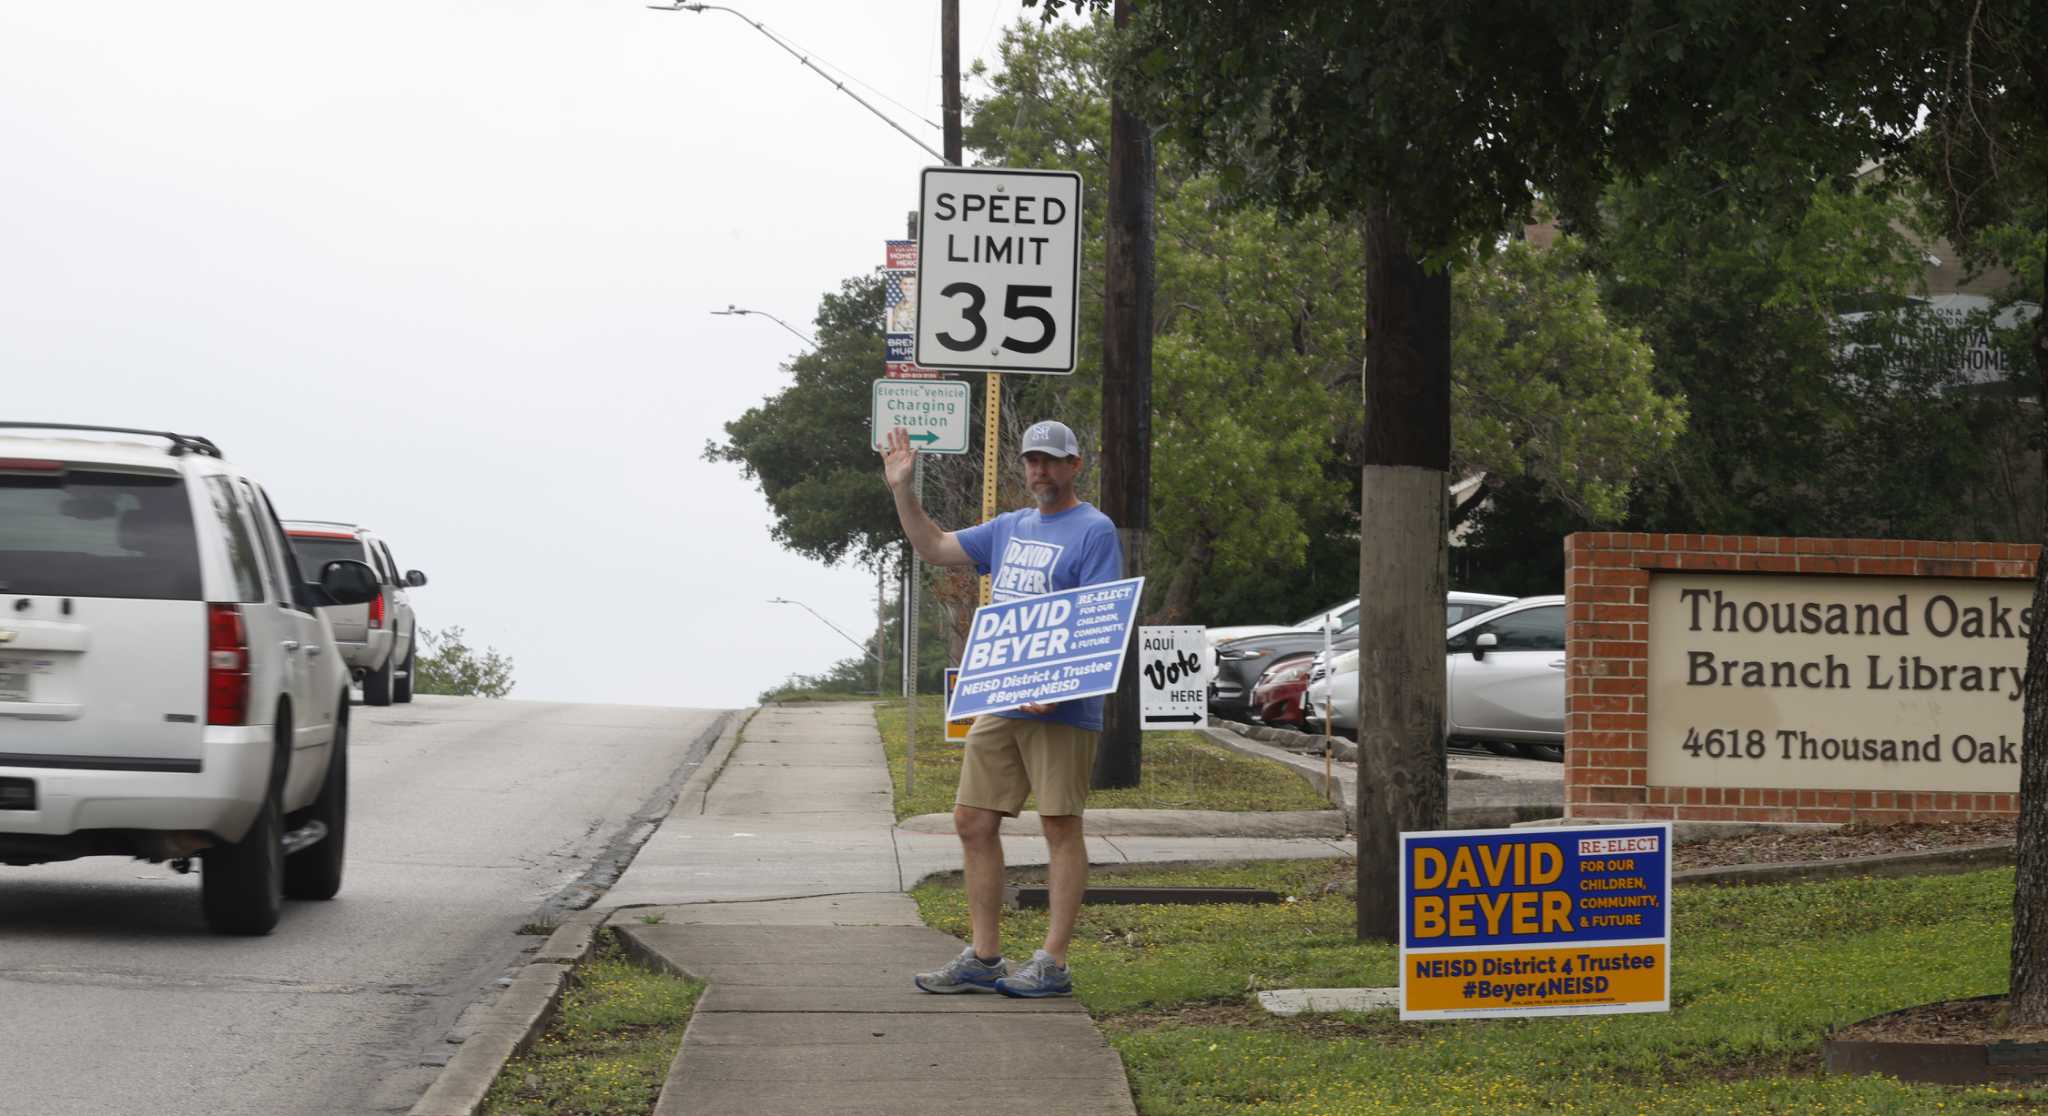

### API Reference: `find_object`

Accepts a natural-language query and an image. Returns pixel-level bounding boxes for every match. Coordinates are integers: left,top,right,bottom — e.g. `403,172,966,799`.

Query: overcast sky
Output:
0,0,1031,710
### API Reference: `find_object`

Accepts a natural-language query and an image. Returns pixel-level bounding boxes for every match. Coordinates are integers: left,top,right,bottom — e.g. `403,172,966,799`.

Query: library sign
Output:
1565,534,2031,825
1647,574,2025,794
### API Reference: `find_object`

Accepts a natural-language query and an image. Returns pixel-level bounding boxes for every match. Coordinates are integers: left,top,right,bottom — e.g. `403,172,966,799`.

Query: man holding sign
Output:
881,419,1120,998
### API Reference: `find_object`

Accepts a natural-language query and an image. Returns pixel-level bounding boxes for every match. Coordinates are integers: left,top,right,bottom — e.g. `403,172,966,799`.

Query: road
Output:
0,696,727,1116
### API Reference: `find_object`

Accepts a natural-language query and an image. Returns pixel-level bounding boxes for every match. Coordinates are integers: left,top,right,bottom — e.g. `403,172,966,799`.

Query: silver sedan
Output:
1305,596,1566,760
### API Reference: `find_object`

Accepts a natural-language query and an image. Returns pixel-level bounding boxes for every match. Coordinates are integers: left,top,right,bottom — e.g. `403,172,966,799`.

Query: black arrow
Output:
1143,714,1203,724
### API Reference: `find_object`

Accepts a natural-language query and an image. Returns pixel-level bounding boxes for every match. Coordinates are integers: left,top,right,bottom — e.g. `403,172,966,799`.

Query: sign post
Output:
916,166,1085,603
1399,822,1673,1020
1136,625,1208,730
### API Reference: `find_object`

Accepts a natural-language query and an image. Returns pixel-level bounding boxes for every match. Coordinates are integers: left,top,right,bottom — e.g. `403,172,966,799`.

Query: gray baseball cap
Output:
1019,420,1081,460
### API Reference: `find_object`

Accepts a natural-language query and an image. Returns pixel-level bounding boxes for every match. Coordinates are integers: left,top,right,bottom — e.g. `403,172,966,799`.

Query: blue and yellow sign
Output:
1399,823,1672,1019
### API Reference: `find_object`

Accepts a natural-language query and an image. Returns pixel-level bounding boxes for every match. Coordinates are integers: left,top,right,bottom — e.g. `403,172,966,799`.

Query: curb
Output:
406,909,604,1116
674,706,756,817
406,707,754,1116
1673,841,2017,887
1200,727,1348,816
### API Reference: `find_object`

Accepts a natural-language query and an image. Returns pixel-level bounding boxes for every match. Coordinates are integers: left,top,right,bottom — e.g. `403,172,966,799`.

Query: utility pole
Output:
939,0,1002,612
1092,0,1154,789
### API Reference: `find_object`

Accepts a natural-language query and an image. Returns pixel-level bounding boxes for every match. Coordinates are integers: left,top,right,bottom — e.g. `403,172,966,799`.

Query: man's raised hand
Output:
881,426,917,491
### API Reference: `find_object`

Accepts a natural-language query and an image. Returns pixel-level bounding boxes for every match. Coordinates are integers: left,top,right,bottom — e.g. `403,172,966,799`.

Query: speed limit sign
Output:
915,167,1082,374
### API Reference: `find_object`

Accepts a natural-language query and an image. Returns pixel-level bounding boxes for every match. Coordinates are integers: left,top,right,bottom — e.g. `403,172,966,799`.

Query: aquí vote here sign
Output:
946,577,1143,721
916,167,1083,375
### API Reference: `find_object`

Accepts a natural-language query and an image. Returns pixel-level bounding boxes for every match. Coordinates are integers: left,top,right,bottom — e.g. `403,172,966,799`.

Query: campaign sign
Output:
1138,625,1209,730
945,577,1144,721
1399,822,1672,1020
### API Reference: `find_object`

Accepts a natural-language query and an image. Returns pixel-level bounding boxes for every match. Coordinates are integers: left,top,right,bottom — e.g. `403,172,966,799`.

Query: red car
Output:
1248,654,1317,730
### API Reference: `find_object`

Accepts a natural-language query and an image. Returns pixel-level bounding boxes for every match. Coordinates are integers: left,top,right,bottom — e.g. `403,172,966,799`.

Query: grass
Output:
912,860,2048,1115
757,689,878,704
871,698,1333,820
479,933,704,1116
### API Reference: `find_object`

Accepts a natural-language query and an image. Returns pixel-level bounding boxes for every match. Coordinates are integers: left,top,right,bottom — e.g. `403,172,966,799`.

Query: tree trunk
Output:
1152,532,1213,625
1093,0,1156,791
2012,247,2048,1026
929,566,979,665
1355,203,1452,942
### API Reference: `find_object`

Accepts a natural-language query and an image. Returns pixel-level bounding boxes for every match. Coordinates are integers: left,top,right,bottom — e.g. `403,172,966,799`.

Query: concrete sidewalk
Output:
601,701,1352,1116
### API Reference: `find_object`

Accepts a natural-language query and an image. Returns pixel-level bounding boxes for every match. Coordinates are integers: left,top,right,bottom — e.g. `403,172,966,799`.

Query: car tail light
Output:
207,604,250,726
0,458,65,472
368,591,385,630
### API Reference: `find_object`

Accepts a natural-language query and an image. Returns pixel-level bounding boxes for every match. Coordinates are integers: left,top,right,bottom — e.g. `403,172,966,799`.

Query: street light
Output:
646,2,949,165
768,597,880,664
711,305,815,348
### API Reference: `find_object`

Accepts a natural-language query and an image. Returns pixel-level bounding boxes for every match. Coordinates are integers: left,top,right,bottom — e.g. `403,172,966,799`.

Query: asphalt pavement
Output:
0,695,725,1116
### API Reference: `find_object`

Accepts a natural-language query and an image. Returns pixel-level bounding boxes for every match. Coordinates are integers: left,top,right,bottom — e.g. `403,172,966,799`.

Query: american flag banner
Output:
884,245,919,363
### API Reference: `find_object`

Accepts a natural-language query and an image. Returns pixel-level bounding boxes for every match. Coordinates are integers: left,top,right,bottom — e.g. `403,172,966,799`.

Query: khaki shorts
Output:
955,715,1099,818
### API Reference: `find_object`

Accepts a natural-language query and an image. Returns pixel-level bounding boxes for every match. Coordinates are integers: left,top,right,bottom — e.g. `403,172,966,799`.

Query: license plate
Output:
0,655,51,703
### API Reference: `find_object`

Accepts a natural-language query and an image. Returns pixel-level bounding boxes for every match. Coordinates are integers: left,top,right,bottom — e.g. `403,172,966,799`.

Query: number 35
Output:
935,283,1056,355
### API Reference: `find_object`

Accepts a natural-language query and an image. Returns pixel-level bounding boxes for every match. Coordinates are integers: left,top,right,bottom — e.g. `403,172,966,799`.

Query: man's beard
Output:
1030,482,1060,506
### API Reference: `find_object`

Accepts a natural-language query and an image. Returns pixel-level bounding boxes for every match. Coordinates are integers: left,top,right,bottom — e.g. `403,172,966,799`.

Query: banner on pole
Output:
945,577,1144,721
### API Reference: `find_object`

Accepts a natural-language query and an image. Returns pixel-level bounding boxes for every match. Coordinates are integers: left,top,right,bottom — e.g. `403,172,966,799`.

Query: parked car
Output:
1310,595,1567,760
1248,653,1317,730
283,521,426,706
0,423,380,933
1209,591,1513,721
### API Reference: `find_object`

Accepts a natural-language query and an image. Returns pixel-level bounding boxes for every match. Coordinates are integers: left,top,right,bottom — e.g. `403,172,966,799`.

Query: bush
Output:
414,625,516,698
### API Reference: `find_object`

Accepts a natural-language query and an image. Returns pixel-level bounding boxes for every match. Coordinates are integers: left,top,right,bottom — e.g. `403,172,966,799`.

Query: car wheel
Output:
202,768,285,935
1482,741,1520,757
363,652,393,707
285,699,348,901
1520,741,1565,763
393,640,415,704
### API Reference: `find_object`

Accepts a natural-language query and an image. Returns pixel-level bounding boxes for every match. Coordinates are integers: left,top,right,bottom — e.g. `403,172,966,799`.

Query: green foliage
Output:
969,19,1679,624
413,625,515,699
871,699,1331,821
480,935,702,1116
1596,171,2018,540
913,860,2041,1113
703,277,902,569
1453,237,1683,523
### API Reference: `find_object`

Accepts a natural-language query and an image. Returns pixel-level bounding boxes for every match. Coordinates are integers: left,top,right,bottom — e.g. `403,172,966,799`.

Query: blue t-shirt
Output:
954,501,1122,731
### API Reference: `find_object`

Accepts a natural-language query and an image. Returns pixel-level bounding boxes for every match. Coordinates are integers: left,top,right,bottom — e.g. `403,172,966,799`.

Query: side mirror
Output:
320,559,380,606
405,570,428,588
1473,632,1499,660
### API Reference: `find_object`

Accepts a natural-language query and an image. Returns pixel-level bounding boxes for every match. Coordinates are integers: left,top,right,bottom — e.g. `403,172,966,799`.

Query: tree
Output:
974,18,1680,624
705,276,903,571
413,626,515,699
1037,0,1977,940
1905,0,2048,1027
1451,236,1683,527
1597,170,2006,541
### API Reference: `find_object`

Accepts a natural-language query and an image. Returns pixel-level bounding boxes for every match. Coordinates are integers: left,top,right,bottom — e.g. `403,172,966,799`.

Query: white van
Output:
0,424,379,934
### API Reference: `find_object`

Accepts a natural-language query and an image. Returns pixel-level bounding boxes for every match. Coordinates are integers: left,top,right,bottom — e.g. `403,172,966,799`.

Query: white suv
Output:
0,424,380,934
283,521,425,706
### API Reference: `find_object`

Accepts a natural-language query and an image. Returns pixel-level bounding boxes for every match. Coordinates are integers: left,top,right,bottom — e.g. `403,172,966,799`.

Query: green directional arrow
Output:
907,431,941,445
